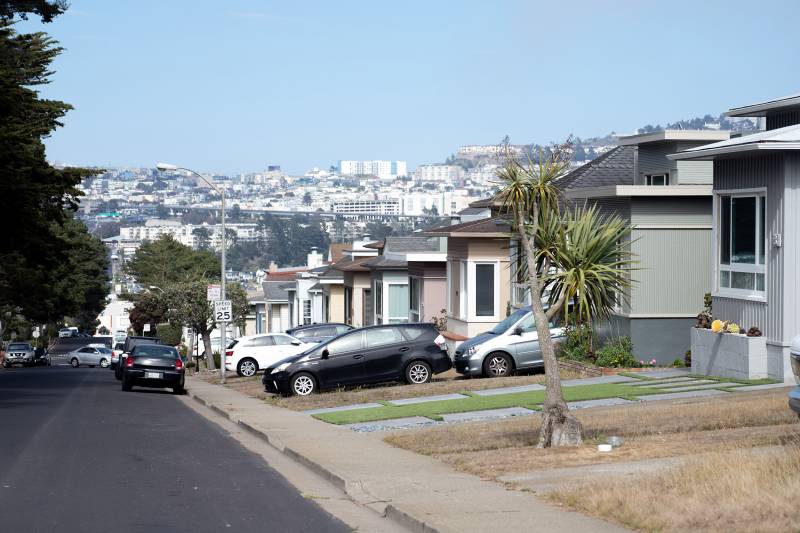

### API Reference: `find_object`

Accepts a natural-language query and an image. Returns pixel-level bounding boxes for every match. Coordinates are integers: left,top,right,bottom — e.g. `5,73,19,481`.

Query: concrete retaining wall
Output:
691,327,767,380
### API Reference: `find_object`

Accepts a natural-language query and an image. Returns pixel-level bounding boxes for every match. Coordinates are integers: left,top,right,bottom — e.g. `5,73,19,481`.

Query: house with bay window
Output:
670,93,800,382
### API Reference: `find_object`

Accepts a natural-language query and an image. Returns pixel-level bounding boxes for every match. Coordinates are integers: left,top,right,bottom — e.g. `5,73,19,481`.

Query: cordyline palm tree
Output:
496,146,634,448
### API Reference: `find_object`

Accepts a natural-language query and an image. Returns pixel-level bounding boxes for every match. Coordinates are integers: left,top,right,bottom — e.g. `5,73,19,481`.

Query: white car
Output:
224,334,309,377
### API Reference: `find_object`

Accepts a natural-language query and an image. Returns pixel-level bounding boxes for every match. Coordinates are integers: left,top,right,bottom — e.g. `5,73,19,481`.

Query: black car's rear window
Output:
133,345,178,358
400,326,434,340
8,343,31,351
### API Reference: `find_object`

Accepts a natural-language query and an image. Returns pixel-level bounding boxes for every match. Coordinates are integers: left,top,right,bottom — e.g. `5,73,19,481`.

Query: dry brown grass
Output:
201,367,584,411
550,442,800,533
385,390,800,477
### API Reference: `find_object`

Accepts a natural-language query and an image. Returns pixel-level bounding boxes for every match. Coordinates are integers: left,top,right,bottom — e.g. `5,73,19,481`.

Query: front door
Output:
363,289,373,326
317,331,366,388
363,327,408,381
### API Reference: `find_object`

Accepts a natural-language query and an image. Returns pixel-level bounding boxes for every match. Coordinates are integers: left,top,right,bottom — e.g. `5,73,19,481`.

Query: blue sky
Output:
18,0,800,175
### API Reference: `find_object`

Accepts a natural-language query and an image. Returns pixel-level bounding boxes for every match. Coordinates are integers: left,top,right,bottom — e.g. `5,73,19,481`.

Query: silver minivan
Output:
453,307,564,378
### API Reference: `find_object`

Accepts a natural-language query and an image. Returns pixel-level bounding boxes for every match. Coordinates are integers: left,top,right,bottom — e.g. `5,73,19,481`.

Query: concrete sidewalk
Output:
186,375,628,533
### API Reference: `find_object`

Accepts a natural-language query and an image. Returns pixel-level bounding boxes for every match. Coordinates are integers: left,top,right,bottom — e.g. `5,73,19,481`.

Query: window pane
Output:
253,336,274,346
375,283,382,316
365,327,404,347
327,332,363,355
720,270,730,288
731,271,755,290
720,196,731,265
759,196,766,265
271,335,292,345
756,273,765,291
388,284,409,320
475,264,495,316
410,278,419,311
731,197,756,264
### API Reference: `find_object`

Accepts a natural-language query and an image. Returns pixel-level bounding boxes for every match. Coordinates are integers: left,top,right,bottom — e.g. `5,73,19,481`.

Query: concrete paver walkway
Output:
186,376,628,533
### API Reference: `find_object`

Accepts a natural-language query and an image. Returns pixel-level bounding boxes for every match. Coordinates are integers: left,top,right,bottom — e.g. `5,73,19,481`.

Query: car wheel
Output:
483,352,513,378
99,359,109,368
237,358,258,377
173,384,186,395
290,372,316,396
121,378,132,392
2,362,9,368
70,358,79,368
405,361,432,384
114,366,122,381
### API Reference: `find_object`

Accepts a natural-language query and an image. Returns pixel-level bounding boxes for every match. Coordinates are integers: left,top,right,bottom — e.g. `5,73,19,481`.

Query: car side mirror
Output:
513,327,523,336
291,341,301,346
321,348,329,359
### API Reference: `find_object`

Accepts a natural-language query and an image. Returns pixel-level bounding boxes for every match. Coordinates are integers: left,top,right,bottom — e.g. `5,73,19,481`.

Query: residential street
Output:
0,365,349,533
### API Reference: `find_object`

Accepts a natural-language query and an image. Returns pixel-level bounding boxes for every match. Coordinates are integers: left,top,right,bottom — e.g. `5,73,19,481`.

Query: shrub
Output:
157,322,182,346
595,337,636,368
672,357,685,368
557,324,595,364
747,326,762,337
684,350,692,367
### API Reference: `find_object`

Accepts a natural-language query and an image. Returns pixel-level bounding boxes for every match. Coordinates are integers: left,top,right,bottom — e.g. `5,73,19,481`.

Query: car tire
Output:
483,352,513,378
121,378,132,392
405,360,432,384
100,359,109,368
114,366,122,381
70,358,79,368
237,358,258,377
2,362,9,368
290,372,316,396
173,384,186,395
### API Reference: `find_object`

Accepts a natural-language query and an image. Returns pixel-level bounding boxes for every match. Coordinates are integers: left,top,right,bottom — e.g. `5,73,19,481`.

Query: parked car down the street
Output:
67,345,113,368
121,344,185,394
3,342,35,367
224,333,310,377
453,306,566,378
263,323,451,396
110,342,125,369
114,336,162,380
286,323,354,344
32,347,51,366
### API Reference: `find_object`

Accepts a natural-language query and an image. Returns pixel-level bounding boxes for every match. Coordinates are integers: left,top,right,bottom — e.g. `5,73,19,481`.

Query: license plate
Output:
146,371,162,379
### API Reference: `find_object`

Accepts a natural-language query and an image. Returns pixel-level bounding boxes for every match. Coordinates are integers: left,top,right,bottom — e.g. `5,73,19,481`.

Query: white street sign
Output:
207,284,221,302
214,300,232,322
143,323,151,333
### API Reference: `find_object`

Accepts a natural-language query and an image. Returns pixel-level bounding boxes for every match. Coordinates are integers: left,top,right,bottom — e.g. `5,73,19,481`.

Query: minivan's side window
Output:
327,332,363,355
335,325,352,334
365,328,404,347
518,314,535,332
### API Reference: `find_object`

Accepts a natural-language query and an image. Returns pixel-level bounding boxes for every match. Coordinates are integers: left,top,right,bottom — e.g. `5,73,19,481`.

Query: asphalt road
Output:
0,364,350,533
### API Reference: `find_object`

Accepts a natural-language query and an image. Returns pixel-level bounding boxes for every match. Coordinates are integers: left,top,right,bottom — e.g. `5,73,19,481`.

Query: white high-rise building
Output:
413,164,464,182
338,160,407,180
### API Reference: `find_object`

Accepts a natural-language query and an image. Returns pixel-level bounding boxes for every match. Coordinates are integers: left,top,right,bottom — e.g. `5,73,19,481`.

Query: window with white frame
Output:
409,277,421,322
459,261,468,319
475,263,496,317
717,192,766,297
302,299,312,325
387,284,409,323
646,173,669,186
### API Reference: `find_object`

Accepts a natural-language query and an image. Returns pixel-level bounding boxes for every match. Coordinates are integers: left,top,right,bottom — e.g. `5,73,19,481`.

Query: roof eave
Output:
669,142,800,161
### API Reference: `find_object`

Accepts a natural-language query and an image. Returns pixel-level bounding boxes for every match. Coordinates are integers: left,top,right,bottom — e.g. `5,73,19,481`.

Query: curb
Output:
186,386,440,533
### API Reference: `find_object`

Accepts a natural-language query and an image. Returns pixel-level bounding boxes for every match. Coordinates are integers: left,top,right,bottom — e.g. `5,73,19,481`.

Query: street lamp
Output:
156,162,228,383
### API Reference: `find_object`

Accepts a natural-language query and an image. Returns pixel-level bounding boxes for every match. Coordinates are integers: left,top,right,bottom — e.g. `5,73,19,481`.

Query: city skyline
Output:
18,0,800,175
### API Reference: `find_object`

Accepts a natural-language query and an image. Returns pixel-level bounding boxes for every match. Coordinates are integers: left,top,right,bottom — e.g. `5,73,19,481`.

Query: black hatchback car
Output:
286,323,354,344
263,323,451,396
121,344,185,394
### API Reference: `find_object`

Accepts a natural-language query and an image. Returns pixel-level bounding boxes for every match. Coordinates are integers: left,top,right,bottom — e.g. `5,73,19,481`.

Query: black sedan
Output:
286,323,354,344
263,323,451,396
121,344,185,394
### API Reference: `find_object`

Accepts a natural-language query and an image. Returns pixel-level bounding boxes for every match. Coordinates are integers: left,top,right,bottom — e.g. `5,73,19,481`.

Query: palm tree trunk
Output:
516,209,582,447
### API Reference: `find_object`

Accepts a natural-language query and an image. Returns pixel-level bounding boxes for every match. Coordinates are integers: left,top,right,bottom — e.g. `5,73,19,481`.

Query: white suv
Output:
224,334,310,377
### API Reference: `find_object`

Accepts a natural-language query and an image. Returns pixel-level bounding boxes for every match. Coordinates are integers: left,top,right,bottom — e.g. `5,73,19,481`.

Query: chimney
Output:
268,261,278,273
307,247,323,269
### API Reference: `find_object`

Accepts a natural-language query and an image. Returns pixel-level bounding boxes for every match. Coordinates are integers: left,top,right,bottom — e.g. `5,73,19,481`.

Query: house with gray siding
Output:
671,93,800,382
558,130,729,363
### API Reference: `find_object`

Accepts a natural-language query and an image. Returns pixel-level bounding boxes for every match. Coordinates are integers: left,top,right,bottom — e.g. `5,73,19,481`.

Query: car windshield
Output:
133,345,177,358
8,343,30,351
488,308,529,335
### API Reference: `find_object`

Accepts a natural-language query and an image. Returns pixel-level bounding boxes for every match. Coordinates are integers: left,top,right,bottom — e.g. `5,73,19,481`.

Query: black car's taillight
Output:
125,356,135,368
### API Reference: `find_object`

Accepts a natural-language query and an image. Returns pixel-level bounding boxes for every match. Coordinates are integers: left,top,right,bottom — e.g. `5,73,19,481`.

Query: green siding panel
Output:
630,228,712,315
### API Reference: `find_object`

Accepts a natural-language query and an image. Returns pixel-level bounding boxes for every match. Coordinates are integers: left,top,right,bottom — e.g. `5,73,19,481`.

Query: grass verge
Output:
312,382,664,424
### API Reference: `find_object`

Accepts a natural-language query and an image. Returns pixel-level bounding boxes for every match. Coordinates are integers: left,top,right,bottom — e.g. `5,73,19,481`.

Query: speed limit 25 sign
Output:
214,300,232,322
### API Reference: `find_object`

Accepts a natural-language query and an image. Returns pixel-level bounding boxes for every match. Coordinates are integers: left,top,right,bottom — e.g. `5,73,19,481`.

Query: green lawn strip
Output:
312,383,664,425
687,374,779,386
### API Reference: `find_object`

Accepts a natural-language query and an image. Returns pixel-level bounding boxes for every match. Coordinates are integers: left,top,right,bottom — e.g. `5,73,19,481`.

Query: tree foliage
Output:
0,0,67,22
125,235,220,288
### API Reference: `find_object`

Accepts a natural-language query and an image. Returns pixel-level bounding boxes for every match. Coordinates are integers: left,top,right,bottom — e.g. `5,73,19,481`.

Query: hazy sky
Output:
17,0,800,175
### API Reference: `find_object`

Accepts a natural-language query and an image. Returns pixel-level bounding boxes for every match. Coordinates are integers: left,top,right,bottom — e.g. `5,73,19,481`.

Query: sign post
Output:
214,300,232,380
